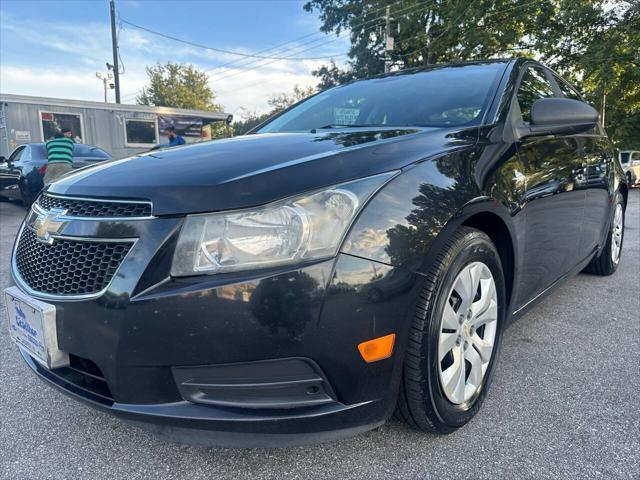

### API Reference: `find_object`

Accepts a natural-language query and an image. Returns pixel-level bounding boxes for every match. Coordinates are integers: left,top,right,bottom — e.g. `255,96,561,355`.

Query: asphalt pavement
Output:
1,191,638,480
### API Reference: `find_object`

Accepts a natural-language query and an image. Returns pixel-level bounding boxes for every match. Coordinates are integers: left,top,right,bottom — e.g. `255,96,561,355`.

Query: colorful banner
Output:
158,115,203,137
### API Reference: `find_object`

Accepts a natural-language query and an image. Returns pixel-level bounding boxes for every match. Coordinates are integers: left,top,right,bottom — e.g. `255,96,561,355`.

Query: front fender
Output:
342,148,482,272
341,146,524,314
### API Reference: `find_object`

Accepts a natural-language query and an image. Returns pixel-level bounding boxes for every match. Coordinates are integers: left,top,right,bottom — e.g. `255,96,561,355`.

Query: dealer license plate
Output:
4,286,69,369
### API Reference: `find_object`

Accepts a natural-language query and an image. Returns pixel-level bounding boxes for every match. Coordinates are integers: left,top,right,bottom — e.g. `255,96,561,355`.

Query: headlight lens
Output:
171,172,396,276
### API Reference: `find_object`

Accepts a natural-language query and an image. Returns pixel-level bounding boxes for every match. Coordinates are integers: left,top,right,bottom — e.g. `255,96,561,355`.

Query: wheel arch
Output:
619,182,628,209
460,210,516,310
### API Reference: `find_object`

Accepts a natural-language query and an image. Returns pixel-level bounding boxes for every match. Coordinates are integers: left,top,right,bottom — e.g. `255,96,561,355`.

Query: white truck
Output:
620,150,640,186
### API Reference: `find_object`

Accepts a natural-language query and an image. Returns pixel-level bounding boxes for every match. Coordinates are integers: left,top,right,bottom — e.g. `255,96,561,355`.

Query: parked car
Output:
4,58,627,447
619,150,640,186
0,143,112,206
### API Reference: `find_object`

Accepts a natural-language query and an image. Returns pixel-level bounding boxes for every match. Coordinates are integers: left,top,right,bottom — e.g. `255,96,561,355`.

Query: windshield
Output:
258,63,505,133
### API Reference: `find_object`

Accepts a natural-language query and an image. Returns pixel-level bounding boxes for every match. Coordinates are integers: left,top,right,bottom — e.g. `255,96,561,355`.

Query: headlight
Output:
171,172,397,276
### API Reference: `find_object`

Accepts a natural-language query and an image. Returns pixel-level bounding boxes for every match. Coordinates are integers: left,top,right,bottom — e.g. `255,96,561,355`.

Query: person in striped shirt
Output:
43,128,75,185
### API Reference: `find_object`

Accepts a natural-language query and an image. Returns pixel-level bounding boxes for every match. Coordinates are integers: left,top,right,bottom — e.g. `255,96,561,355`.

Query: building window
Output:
124,118,158,146
40,111,84,143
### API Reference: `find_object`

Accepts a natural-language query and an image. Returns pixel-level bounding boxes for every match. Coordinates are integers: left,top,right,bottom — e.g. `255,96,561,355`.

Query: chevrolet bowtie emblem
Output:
33,207,68,244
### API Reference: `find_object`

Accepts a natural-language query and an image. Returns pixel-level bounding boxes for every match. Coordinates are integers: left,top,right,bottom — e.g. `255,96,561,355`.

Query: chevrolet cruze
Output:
5,58,627,447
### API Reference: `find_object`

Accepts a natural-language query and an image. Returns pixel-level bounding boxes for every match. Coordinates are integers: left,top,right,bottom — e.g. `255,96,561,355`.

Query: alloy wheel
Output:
438,261,498,405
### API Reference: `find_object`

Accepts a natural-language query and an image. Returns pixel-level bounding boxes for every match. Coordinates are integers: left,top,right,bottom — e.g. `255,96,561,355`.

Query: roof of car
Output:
29,142,97,148
20,142,112,159
375,57,524,76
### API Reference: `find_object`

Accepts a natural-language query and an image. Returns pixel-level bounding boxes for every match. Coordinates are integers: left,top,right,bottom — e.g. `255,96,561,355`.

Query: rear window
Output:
258,63,505,132
34,144,110,159
73,145,111,159
620,152,630,164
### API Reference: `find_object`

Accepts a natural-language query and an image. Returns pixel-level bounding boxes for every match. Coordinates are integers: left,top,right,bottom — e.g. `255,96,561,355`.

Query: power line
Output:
119,18,346,61
120,0,418,102
210,1,433,86
122,1,442,99
201,0,407,75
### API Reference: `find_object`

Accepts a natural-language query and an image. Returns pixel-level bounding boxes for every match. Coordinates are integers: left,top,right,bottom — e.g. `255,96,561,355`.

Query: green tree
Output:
305,0,639,147
304,0,551,83
267,84,317,111
137,62,223,111
234,84,316,135
233,109,272,136
533,1,640,149
137,62,229,138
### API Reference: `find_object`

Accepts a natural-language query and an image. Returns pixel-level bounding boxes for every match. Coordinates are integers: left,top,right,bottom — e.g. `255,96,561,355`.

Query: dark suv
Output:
5,59,627,447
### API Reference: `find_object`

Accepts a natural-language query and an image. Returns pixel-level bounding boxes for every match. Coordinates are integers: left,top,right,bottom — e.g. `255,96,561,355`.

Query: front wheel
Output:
583,192,625,276
19,181,33,208
396,227,505,433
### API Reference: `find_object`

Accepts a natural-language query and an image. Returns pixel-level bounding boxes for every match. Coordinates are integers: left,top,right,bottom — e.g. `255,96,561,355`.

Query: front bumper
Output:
21,349,385,447
14,251,422,446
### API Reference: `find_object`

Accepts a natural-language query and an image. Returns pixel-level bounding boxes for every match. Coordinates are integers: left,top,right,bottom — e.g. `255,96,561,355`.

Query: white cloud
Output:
200,59,332,115
0,11,349,115
0,65,148,103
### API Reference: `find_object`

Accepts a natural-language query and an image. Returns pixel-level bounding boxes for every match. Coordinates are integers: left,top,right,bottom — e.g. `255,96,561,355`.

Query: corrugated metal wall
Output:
1,101,157,159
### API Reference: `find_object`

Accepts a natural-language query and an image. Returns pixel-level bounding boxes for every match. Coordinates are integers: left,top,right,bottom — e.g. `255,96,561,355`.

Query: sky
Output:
0,0,350,118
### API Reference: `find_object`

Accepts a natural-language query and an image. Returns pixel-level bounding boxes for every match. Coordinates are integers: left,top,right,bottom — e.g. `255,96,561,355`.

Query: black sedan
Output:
0,143,111,206
4,58,627,447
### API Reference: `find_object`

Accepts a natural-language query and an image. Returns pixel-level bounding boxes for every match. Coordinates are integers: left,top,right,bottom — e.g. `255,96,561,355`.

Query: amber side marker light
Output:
358,333,396,363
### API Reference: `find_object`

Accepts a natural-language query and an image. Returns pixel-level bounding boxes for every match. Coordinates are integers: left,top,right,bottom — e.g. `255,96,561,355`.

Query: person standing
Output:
43,130,74,185
62,127,76,143
162,125,186,147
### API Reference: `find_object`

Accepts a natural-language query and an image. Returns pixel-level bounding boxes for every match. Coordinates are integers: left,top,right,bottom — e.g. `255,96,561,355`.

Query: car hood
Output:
48,127,473,215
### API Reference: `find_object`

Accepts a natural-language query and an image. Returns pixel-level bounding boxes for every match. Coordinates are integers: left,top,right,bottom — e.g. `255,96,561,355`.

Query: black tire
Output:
19,182,33,209
396,227,506,434
583,192,625,276
626,172,632,186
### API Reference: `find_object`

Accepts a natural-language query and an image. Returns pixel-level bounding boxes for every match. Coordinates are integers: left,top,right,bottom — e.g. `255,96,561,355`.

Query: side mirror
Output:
517,98,599,139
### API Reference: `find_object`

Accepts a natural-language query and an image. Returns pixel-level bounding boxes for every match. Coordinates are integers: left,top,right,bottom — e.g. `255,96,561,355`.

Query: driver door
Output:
514,65,587,307
0,146,25,200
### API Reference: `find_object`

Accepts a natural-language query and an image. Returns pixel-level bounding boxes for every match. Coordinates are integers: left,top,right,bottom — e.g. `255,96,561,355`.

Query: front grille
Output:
14,227,132,296
38,193,152,218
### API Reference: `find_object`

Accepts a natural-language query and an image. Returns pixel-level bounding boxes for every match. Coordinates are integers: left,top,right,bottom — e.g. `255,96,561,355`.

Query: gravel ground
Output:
1,191,638,480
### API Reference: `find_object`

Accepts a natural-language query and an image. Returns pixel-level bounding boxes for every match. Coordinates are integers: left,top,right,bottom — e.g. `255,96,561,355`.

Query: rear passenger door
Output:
514,65,587,306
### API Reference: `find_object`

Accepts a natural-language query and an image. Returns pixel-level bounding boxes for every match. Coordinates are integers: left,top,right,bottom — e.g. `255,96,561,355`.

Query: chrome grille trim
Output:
37,193,154,220
11,223,137,300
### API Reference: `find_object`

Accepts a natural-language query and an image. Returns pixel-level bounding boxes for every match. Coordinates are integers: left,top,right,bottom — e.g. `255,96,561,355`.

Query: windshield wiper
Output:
316,124,354,129
311,124,416,133
314,123,414,131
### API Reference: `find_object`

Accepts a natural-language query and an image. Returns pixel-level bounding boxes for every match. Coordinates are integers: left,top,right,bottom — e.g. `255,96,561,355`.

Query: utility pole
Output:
96,72,114,103
601,88,607,128
384,5,394,73
109,0,121,103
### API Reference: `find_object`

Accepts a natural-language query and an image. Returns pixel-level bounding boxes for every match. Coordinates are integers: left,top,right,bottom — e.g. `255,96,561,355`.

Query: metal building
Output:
0,93,232,159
